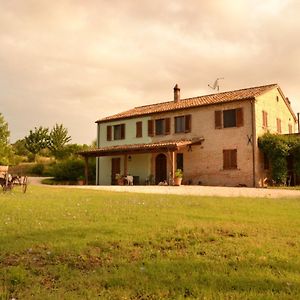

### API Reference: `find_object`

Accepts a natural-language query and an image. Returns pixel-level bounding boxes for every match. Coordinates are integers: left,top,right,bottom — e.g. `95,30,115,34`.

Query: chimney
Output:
174,84,180,103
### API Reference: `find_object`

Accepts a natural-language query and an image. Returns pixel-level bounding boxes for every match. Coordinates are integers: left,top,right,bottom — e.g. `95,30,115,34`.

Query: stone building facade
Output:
81,83,297,187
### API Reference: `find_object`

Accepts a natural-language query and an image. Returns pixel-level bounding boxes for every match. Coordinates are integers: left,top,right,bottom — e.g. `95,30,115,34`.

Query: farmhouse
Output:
80,83,298,187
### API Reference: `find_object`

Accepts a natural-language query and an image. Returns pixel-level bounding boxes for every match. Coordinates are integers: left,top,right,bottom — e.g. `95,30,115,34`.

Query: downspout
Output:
251,99,257,187
297,113,300,133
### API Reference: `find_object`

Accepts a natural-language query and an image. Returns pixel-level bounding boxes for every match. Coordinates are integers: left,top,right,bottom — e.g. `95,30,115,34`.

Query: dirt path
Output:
28,177,50,185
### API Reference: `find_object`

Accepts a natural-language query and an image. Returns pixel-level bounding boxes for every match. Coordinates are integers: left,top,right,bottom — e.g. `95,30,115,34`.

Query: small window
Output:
217,108,243,129
114,124,125,140
223,109,237,128
155,119,165,135
175,116,185,133
136,121,142,138
223,149,237,170
276,118,282,133
175,115,192,133
176,153,183,171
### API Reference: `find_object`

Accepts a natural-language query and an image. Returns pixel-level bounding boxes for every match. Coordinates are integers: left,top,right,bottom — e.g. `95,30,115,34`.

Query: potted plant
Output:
115,173,124,185
77,175,85,185
174,169,183,186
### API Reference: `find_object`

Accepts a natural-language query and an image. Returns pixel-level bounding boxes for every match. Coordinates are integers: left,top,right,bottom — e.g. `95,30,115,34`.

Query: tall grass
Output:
0,186,299,299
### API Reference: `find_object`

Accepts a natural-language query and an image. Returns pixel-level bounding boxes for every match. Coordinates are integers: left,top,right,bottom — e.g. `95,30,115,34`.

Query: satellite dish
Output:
208,77,224,92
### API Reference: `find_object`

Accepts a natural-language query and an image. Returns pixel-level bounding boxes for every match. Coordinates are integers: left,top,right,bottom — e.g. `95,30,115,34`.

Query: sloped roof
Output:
79,138,204,157
97,83,281,123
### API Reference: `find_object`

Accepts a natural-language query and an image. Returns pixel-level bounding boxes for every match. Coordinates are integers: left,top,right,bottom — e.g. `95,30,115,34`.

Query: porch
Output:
78,138,204,185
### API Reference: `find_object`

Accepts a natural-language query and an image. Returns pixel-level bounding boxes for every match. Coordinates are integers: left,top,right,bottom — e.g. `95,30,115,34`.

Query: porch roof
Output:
79,138,204,157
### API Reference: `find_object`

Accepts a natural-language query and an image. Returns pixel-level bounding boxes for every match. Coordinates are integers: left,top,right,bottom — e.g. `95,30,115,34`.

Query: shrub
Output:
258,133,300,184
51,158,84,181
30,163,45,176
50,158,96,183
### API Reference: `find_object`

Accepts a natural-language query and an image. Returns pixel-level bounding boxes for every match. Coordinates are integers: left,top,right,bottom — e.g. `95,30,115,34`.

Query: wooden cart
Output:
0,166,28,193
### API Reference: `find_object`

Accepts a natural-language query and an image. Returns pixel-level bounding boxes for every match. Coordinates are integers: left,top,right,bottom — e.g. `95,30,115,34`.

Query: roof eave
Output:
95,97,255,124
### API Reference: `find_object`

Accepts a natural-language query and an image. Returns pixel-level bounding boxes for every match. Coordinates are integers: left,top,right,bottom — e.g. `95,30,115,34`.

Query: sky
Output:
1,0,300,144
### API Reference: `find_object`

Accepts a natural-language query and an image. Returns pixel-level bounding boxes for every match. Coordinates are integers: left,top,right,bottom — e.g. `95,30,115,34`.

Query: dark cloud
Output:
0,0,299,143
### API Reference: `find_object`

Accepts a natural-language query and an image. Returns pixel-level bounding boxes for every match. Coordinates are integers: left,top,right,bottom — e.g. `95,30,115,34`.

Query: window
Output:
262,111,268,128
176,153,183,171
223,149,237,170
289,124,293,134
113,124,125,140
153,118,171,135
136,121,142,138
175,115,192,133
276,118,281,133
223,109,237,128
215,108,243,129
175,116,185,133
155,119,165,135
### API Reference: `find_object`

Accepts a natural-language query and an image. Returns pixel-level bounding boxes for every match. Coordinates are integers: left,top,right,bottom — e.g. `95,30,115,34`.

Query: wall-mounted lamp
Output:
128,155,132,161
187,145,192,152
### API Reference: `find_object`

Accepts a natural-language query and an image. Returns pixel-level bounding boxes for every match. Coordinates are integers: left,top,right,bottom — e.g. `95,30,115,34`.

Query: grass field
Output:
0,186,300,299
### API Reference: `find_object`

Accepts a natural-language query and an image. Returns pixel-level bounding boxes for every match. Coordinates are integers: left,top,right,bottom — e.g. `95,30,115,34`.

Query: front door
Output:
155,153,167,184
111,158,121,185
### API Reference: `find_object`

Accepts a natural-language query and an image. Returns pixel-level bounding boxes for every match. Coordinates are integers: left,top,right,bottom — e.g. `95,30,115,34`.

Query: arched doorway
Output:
155,153,167,184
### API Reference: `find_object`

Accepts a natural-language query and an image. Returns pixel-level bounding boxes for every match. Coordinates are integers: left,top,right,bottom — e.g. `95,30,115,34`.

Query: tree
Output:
48,124,71,159
0,113,13,165
24,126,49,160
12,139,31,156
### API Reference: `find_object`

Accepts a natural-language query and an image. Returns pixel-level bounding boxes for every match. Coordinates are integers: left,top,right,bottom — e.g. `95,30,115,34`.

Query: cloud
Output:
0,0,299,143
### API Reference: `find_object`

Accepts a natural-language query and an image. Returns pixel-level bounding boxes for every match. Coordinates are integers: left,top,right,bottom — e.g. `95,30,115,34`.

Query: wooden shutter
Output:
289,124,293,134
277,118,281,133
262,111,268,128
148,120,154,137
231,149,237,169
215,111,222,129
185,115,191,132
136,121,142,137
223,149,237,169
223,150,230,169
165,118,171,135
236,108,244,127
107,125,112,141
121,124,125,139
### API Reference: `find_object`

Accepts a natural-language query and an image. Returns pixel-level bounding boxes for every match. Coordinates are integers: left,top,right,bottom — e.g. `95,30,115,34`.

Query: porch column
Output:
84,156,89,185
167,150,176,185
171,151,175,185
124,154,128,176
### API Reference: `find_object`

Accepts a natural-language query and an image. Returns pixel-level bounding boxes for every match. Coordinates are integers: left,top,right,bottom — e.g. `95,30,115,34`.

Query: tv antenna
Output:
208,77,224,92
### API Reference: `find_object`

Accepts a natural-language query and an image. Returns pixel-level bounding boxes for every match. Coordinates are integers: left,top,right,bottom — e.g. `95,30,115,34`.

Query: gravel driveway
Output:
71,185,300,198
28,177,300,198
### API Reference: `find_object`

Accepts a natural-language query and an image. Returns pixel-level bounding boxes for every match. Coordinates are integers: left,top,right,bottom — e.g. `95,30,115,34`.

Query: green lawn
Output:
0,187,300,299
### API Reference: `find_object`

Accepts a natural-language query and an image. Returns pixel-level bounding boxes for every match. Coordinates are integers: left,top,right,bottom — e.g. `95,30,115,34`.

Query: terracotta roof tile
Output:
97,83,278,123
79,138,204,157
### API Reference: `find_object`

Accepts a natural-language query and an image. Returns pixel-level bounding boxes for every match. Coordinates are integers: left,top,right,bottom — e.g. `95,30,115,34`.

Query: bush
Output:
49,158,96,183
258,133,300,184
50,158,84,181
30,163,45,176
